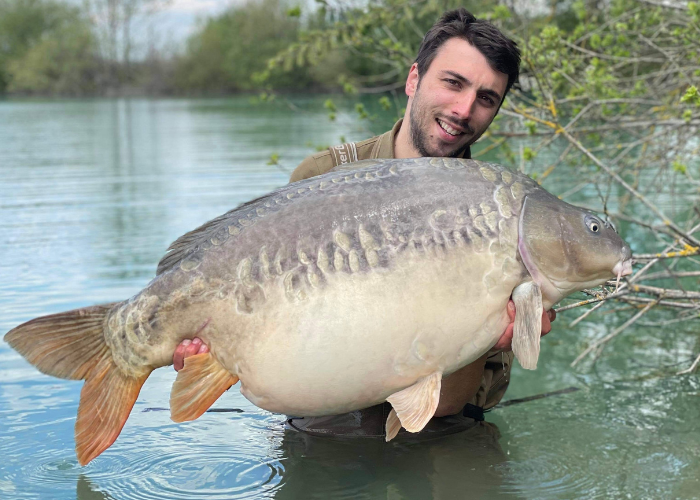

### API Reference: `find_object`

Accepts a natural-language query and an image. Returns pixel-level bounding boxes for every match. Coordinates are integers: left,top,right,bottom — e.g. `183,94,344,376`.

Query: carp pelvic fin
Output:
512,281,543,370
386,409,402,441
385,372,442,441
170,352,239,423
3,303,150,465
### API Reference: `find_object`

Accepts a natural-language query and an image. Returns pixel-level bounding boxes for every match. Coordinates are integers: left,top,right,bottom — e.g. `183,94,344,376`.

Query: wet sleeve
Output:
471,350,514,410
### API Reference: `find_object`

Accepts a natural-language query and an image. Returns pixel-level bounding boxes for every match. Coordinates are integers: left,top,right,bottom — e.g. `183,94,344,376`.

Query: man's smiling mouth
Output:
437,118,465,136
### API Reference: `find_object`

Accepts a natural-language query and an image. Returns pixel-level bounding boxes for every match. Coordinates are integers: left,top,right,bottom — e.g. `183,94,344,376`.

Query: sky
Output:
154,0,239,40
61,0,245,53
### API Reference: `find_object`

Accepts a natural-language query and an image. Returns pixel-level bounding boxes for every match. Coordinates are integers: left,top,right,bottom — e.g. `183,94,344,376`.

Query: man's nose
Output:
451,91,476,120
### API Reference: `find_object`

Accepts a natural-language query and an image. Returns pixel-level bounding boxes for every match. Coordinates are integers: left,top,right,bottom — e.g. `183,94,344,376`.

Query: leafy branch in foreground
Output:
493,0,700,371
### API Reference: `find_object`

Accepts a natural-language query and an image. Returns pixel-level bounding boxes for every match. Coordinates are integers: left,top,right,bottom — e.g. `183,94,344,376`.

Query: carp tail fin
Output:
4,303,152,465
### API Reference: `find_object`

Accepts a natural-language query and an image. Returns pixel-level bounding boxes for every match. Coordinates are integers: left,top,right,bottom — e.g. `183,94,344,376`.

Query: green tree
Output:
6,13,99,95
0,0,86,92
174,0,313,93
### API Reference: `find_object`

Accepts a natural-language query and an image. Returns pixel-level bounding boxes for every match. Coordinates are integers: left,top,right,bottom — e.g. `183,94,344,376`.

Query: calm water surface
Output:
1,97,699,499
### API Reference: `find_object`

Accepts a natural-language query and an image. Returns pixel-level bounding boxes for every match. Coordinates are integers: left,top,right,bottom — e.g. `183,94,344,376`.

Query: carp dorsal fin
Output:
155,160,403,276
512,281,543,370
170,353,238,422
156,189,284,276
385,372,442,441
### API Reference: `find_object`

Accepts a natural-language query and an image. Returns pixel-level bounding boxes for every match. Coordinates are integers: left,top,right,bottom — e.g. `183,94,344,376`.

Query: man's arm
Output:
289,155,326,182
435,353,489,417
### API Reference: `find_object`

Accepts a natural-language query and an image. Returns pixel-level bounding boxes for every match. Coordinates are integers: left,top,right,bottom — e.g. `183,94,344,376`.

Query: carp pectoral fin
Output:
385,372,442,441
170,352,238,423
512,281,543,370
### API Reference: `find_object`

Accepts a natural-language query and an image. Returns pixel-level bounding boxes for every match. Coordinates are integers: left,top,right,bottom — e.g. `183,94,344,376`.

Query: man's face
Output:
405,37,508,157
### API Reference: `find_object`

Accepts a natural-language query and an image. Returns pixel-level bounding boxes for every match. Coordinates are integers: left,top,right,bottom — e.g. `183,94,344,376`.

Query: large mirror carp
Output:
5,158,633,465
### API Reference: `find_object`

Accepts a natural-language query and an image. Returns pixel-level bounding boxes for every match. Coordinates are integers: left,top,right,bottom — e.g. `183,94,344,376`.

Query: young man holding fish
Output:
173,8,556,436
8,8,636,465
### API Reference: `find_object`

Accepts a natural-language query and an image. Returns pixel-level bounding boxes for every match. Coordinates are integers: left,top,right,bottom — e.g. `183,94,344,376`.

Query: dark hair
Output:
415,8,521,99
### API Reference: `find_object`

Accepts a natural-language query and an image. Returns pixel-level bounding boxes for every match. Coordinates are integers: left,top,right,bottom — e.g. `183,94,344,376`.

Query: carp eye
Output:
585,215,601,233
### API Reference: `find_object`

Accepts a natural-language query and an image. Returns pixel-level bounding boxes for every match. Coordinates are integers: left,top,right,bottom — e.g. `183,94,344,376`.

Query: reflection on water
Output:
1,97,699,499
275,422,508,500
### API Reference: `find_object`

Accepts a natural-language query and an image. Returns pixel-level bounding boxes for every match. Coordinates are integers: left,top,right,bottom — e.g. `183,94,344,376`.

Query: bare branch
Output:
571,300,658,367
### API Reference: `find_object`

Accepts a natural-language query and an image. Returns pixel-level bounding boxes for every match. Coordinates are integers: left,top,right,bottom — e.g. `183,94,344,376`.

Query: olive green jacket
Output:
289,119,513,410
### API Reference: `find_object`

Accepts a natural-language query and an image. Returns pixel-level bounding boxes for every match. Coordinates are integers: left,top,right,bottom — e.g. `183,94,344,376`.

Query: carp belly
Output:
222,246,520,416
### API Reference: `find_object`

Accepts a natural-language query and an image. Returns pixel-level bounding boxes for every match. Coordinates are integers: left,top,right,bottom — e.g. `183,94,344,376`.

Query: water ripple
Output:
498,453,598,498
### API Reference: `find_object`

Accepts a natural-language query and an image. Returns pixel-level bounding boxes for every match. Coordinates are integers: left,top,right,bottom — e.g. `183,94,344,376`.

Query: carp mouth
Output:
612,258,633,292
612,259,633,278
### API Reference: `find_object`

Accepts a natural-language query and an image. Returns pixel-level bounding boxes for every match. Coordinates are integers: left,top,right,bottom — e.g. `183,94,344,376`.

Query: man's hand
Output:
173,338,209,371
492,299,556,352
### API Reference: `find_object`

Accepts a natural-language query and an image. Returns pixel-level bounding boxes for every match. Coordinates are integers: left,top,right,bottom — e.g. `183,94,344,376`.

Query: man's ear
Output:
406,63,419,97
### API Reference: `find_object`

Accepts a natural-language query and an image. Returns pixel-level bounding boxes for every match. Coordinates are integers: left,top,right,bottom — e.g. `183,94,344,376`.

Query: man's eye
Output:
444,79,459,87
480,95,495,105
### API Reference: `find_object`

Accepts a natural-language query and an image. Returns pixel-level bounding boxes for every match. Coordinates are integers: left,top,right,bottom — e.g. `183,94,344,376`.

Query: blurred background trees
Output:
0,0,99,94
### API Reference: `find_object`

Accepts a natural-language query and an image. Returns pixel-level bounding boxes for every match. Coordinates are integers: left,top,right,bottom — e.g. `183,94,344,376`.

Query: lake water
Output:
1,96,699,499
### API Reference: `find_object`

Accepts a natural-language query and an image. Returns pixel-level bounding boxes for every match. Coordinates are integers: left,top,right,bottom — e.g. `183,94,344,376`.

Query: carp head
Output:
517,192,633,307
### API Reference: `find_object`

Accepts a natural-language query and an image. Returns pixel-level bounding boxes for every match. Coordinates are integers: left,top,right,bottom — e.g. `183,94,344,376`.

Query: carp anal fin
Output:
385,372,442,442
512,281,543,370
170,352,239,423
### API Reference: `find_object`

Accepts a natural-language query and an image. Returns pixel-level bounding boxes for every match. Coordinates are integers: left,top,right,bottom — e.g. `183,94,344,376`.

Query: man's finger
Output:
173,339,191,372
541,309,552,335
493,322,514,351
183,338,202,359
507,300,516,321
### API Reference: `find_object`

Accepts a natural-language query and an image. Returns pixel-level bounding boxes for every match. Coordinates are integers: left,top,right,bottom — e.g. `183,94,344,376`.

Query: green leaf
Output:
378,96,391,111
324,99,337,112
523,147,537,161
267,153,280,165
672,161,687,174
681,86,700,106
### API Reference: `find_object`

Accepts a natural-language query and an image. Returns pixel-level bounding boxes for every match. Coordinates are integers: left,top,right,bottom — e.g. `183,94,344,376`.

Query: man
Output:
173,8,555,436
